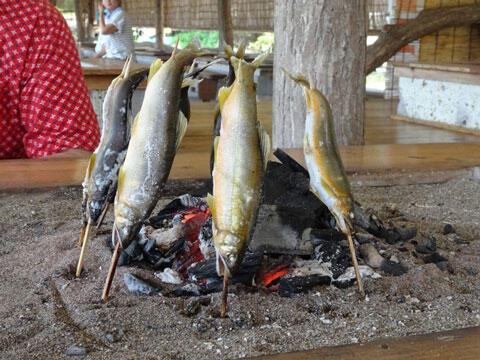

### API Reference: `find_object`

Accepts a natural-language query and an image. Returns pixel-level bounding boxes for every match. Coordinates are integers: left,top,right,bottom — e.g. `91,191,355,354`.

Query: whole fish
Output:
283,70,364,297
112,38,205,251
207,53,270,316
76,57,148,277
209,41,246,175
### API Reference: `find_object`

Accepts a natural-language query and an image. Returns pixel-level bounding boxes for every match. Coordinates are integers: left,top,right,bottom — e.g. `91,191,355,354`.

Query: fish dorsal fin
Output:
218,85,233,112
182,77,202,88
147,59,163,83
206,193,215,219
175,111,188,151
185,58,223,79
257,120,271,170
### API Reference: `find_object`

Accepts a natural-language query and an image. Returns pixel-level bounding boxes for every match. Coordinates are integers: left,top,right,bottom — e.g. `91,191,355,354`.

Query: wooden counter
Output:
81,58,149,90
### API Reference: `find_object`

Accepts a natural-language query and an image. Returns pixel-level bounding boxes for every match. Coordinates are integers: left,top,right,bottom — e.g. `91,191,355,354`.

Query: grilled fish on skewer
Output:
209,40,246,175
283,70,365,297
207,53,270,317
76,56,148,277
102,38,206,302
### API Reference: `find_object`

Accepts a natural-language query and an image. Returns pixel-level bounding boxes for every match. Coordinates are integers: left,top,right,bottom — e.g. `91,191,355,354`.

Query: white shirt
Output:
95,7,135,60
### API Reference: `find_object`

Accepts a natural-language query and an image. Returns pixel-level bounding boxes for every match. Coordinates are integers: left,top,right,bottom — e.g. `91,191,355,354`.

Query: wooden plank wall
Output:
419,0,480,63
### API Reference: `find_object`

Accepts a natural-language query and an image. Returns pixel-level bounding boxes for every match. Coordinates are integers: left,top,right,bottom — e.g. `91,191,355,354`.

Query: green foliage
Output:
172,31,219,49
247,32,274,53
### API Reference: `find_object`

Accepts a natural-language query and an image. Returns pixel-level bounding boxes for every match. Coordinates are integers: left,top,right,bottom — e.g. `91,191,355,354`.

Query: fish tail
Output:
181,35,207,58
281,68,311,89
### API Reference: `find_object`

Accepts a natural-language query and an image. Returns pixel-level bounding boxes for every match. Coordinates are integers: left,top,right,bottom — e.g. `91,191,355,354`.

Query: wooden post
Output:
217,0,233,50
74,0,86,43
155,0,164,51
273,0,366,147
87,0,95,41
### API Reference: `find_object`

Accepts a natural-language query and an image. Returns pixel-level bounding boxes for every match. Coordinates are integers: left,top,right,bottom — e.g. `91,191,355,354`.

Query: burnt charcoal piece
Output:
423,252,448,270
198,215,215,259
353,204,416,244
188,252,263,282
415,236,437,254
273,148,309,177
331,278,354,289
310,229,346,246
443,224,455,235
380,260,406,276
149,194,208,228
278,274,331,297
123,273,162,296
250,205,314,256
312,230,350,278
170,283,204,297
118,240,143,266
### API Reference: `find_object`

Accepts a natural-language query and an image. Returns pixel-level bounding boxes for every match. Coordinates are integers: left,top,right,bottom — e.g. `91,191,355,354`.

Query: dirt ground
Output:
0,171,479,360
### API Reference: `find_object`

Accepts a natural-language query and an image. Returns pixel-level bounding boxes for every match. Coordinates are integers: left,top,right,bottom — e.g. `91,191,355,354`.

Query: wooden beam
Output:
366,5,480,74
217,0,233,50
155,0,164,51
391,115,480,137
245,326,480,360
73,0,85,43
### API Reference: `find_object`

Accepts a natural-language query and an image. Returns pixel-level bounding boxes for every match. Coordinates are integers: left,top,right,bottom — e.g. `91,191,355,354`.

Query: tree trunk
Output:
74,0,85,43
366,5,480,74
217,0,233,50
273,0,366,148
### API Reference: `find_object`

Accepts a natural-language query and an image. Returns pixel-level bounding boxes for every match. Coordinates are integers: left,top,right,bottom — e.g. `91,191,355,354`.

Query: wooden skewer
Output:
76,219,93,277
101,241,121,303
220,273,229,318
95,202,110,231
78,224,86,248
346,227,365,298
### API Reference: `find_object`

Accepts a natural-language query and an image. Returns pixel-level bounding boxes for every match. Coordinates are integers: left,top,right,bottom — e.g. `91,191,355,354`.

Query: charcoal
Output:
278,274,331,297
250,205,314,255
380,260,406,276
273,148,310,177
263,162,292,204
310,228,346,246
198,216,215,259
311,231,350,278
355,233,377,244
118,240,143,266
171,283,204,297
123,273,162,296
396,226,417,241
423,252,448,270
416,236,437,254
149,194,207,228
443,224,455,235
188,252,263,282
145,224,186,255
154,268,183,284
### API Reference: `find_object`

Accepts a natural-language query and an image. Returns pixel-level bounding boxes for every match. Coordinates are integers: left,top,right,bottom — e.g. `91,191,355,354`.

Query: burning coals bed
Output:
111,150,444,303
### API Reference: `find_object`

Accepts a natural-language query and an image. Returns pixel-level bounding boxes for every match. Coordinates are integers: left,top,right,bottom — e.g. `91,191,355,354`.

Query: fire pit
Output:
114,150,451,302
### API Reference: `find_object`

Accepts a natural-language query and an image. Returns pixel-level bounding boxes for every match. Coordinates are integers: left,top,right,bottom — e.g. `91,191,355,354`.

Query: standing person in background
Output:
0,0,100,159
93,0,135,60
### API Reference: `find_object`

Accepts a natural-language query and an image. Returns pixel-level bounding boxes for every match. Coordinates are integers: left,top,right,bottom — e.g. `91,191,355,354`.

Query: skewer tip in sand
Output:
101,238,121,303
346,229,365,298
76,219,93,277
220,273,229,318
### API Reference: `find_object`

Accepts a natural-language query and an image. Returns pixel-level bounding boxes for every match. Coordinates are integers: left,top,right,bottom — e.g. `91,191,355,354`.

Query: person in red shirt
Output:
0,0,101,159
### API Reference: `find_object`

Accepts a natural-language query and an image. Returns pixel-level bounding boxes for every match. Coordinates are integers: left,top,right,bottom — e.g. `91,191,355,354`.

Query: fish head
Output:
214,231,242,277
